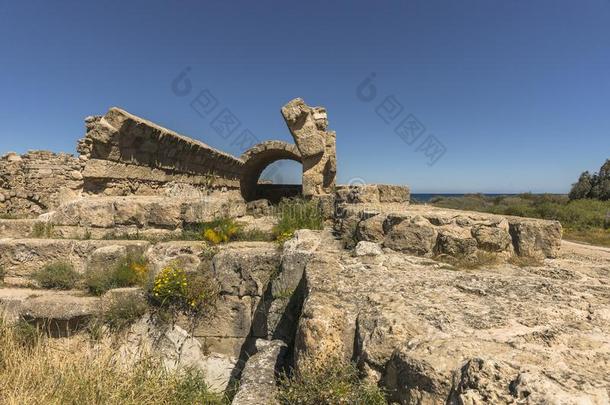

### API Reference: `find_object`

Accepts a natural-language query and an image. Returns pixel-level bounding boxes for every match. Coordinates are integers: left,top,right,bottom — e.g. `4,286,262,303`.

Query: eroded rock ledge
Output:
293,232,610,404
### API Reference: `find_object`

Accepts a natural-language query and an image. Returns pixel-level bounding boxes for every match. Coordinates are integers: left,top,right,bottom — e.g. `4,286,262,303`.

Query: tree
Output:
569,171,593,200
598,160,610,200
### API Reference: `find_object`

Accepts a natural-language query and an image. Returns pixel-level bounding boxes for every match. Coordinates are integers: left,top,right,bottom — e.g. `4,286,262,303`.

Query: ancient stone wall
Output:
0,151,84,217
78,108,245,196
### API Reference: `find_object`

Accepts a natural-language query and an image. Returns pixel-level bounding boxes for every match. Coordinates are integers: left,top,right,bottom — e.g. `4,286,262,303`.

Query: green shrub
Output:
0,265,5,285
182,218,242,244
101,293,148,331
202,218,240,244
430,194,610,237
85,254,150,296
278,357,386,405
30,222,55,238
273,198,324,240
234,228,274,242
10,319,42,348
151,265,218,316
33,261,80,290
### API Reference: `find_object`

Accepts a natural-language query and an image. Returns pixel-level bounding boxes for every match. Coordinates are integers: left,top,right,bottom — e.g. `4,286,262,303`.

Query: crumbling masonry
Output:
0,98,337,217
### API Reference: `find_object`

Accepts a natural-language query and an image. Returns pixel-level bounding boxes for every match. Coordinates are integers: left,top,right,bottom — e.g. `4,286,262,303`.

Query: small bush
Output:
234,228,274,242
273,198,324,240
275,231,295,246
33,261,80,290
11,319,42,348
278,357,386,405
151,265,218,316
151,265,188,306
0,265,5,285
102,293,148,331
86,254,150,296
31,222,55,238
202,218,240,244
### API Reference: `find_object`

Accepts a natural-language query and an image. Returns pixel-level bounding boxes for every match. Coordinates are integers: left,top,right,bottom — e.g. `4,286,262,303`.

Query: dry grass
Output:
0,318,226,404
436,251,501,270
563,228,610,248
278,357,386,405
507,255,545,267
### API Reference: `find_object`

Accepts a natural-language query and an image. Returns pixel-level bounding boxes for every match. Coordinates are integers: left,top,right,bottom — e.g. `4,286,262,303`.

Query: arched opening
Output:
257,159,303,203
240,141,303,203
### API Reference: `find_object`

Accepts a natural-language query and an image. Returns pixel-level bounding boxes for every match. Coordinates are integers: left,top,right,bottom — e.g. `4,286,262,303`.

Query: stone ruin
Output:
0,98,338,218
0,97,562,263
3,98,603,405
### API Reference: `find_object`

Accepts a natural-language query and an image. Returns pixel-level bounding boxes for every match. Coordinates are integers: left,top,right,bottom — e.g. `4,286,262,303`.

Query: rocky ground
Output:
1,192,609,404
296,232,610,403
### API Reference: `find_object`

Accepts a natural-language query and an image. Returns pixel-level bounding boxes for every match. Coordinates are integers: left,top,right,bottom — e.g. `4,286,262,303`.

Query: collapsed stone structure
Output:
0,98,337,217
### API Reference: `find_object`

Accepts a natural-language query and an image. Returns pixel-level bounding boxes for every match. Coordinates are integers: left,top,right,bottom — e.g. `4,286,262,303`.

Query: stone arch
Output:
240,141,302,202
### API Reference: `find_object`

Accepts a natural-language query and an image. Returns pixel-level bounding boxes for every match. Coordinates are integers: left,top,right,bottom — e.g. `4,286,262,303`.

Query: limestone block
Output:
383,216,438,256
356,214,386,243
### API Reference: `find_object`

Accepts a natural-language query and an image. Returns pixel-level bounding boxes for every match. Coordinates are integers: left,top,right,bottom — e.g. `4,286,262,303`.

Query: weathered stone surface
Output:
509,217,562,258
187,295,254,339
336,184,410,204
354,241,383,257
211,243,280,297
356,214,386,243
82,159,239,196
472,221,512,252
337,203,562,260
232,339,287,405
0,219,38,239
246,199,272,218
79,107,244,197
436,226,478,257
0,151,84,217
48,194,246,229
281,98,336,197
295,232,610,403
17,291,99,337
271,230,319,298
146,241,213,275
122,316,236,393
384,216,438,256
0,239,150,286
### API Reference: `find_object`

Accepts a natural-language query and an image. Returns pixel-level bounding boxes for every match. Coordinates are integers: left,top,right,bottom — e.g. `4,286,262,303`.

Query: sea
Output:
411,193,521,203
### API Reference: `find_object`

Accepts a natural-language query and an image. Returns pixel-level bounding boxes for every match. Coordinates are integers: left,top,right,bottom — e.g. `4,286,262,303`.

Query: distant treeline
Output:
569,159,610,201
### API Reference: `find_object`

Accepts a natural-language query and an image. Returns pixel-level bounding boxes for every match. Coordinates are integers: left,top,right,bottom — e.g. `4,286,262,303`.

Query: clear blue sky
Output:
1,0,608,193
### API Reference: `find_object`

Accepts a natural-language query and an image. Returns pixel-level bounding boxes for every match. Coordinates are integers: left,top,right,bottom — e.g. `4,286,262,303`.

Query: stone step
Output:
0,287,101,337
0,219,40,238
0,238,151,286
47,194,246,230
0,236,282,288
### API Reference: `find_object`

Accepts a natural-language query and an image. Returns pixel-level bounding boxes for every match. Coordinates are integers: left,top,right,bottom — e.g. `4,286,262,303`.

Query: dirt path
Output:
562,239,610,259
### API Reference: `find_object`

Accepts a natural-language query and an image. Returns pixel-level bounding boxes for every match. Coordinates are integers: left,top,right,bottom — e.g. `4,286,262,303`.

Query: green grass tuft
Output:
273,198,324,241
33,261,80,290
85,254,149,296
101,293,148,331
30,222,55,238
278,357,387,405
